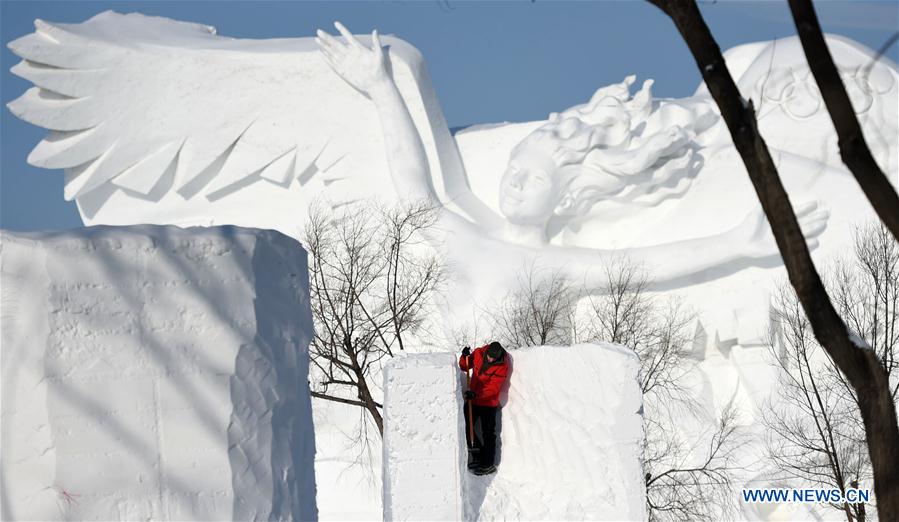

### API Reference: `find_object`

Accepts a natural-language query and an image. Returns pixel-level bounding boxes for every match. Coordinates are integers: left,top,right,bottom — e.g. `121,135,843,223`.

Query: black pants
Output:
464,404,498,467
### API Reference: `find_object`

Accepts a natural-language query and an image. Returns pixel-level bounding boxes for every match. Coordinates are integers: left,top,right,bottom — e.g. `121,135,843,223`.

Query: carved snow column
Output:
0,225,317,521
382,353,465,521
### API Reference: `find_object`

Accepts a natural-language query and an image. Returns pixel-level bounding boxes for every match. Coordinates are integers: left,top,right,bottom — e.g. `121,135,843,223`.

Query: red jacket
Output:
459,345,509,407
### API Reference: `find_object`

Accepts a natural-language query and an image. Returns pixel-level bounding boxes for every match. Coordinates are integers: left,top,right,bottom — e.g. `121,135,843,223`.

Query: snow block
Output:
382,344,645,521
382,353,465,521
0,225,317,521
471,344,646,521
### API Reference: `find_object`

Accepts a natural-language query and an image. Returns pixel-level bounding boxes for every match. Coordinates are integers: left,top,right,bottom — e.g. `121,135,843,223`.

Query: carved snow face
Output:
499,148,561,226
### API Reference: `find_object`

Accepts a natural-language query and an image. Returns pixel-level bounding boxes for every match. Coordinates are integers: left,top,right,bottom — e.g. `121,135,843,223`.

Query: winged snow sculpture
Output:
7,12,457,237
311,21,830,292
7,12,898,339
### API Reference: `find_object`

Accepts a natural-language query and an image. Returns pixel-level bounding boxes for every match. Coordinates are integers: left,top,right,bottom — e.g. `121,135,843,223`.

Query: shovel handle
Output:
465,354,475,447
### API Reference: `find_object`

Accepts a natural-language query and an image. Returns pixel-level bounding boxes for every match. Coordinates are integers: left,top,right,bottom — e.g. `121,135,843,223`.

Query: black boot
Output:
472,464,497,476
467,445,481,469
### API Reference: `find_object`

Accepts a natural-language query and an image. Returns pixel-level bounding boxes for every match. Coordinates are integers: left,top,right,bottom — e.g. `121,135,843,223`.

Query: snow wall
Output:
382,344,645,521
0,225,317,521
382,353,465,521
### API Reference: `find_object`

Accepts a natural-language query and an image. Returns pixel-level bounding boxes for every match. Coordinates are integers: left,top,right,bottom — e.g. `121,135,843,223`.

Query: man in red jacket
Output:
460,341,509,475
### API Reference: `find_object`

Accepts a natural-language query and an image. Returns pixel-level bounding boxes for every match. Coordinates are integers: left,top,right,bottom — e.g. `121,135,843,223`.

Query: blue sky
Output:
2,0,897,231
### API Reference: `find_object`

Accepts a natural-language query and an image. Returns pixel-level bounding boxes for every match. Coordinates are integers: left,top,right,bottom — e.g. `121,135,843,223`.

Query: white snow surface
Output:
7,13,899,520
382,353,464,521
454,34,897,348
382,344,645,521
0,225,317,521
8,13,897,351
6,11,463,239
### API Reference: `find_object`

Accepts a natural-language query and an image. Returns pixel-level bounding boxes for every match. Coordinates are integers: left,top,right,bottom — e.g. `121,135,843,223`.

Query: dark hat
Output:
487,341,504,359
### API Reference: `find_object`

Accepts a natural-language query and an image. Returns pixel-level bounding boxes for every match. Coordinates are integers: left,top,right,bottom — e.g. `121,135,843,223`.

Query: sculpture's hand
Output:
735,201,829,259
316,22,388,95
316,21,434,204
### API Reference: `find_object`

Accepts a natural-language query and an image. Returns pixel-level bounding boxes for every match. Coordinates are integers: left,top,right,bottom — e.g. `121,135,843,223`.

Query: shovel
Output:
465,354,475,448
465,354,481,468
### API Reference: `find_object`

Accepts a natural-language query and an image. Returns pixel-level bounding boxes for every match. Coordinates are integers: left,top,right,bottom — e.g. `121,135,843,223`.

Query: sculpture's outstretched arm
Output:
551,202,828,286
317,23,436,204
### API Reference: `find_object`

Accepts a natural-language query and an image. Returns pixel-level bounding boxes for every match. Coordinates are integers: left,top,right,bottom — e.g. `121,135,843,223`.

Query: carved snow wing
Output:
7,11,458,231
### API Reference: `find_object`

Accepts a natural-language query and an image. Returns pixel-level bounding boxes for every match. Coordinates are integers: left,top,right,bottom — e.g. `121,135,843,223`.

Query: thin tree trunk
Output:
787,0,899,242
647,1,899,518
357,376,384,435
345,338,385,436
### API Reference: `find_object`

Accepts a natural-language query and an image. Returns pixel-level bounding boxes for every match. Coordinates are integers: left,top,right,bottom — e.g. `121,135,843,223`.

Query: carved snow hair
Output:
511,75,700,218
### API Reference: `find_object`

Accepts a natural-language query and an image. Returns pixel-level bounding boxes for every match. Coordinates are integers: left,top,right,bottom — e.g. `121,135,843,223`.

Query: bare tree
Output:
584,260,653,352
763,223,899,521
486,263,576,348
832,224,899,394
580,258,741,520
304,200,443,435
583,260,694,400
765,284,871,522
647,1,899,515
644,399,744,521
482,255,740,519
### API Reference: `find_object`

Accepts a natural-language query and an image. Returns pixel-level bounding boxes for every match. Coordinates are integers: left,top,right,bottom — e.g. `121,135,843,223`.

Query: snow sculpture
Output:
382,353,465,521
6,13,822,281
702,34,898,177
6,12,458,239
382,345,645,521
0,225,317,521
472,344,645,520
315,23,833,310
6,12,898,344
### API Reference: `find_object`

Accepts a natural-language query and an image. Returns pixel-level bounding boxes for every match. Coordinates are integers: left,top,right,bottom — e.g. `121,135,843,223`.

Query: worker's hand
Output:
461,346,471,357
464,390,476,400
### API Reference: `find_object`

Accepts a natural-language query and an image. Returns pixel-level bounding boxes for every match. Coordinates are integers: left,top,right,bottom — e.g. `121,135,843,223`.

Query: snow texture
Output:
7,13,899,520
0,225,317,521
382,353,464,521
382,344,645,521
6,11,463,239
8,14,898,353
453,34,897,349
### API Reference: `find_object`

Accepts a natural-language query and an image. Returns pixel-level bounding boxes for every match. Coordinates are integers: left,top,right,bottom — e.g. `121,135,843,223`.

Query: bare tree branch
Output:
787,0,899,241
647,2,899,515
304,200,444,436
485,263,575,348
763,263,888,520
487,255,734,520
310,391,369,408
